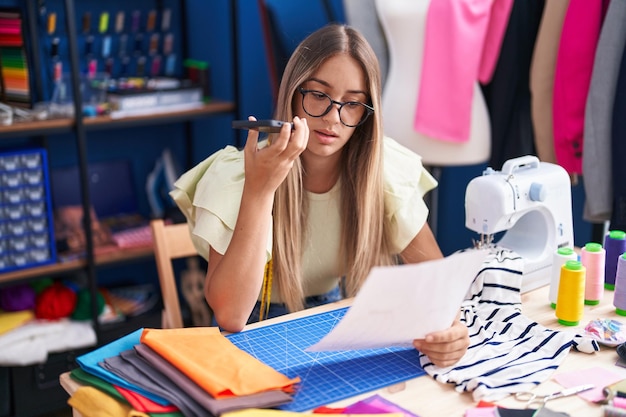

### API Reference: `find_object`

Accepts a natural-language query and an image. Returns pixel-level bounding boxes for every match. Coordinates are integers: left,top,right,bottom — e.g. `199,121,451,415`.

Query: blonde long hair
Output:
271,24,395,312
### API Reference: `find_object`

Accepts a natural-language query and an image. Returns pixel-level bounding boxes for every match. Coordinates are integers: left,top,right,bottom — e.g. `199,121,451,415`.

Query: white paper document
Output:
306,249,489,351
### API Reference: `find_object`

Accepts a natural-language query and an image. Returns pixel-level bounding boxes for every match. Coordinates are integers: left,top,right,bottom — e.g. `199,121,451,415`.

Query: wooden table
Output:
60,285,626,416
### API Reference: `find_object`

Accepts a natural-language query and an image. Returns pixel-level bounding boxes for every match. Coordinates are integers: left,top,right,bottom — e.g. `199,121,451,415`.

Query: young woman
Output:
172,24,470,367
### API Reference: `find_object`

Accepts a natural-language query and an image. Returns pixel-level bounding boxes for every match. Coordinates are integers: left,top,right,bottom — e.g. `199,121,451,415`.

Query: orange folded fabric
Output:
140,327,299,398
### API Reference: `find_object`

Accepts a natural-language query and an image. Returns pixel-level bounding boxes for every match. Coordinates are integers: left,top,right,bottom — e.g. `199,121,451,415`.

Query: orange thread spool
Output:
555,260,586,326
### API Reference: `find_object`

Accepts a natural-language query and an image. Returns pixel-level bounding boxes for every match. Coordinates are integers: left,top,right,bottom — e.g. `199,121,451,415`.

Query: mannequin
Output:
375,0,491,166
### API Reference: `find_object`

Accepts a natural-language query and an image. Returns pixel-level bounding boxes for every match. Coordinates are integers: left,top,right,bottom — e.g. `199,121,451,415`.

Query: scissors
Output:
514,384,595,408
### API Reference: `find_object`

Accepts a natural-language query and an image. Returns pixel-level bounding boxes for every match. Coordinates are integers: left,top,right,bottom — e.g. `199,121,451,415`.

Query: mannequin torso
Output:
375,0,491,166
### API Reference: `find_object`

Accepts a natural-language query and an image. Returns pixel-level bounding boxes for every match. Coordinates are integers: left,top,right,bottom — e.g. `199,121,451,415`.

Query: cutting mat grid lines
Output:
227,307,426,412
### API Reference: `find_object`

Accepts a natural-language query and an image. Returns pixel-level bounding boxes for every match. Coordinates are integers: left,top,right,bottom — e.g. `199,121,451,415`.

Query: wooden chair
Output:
150,219,209,329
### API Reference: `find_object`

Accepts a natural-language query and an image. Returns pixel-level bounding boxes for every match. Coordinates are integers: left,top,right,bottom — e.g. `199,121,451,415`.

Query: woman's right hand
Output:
243,116,309,194
207,116,308,331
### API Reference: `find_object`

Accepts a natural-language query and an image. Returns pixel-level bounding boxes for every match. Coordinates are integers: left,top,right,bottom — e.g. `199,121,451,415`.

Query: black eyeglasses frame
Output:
298,87,374,128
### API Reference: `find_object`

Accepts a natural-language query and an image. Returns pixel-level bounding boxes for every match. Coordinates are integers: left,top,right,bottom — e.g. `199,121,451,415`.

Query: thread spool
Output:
605,230,626,290
605,405,626,417
555,260,586,326
613,254,626,316
581,242,605,305
548,247,578,308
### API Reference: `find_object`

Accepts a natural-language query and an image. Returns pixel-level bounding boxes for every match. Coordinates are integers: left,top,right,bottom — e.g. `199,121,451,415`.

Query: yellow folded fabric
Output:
140,327,300,398
0,310,34,335
68,386,150,417
222,410,403,417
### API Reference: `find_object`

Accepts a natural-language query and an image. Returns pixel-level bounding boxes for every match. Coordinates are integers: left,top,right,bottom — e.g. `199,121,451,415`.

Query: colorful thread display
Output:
548,247,578,308
555,260,586,326
613,253,626,316
605,230,626,290
581,242,605,305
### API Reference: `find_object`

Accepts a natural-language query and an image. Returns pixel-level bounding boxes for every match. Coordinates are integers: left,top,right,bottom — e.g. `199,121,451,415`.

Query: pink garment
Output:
414,0,513,143
552,0,604,175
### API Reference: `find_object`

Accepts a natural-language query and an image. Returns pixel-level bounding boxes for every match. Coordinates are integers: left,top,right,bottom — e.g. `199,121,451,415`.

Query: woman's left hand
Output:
412,314,469,368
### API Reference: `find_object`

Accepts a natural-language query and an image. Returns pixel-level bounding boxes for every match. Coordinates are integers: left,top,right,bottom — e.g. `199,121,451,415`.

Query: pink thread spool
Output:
548,247,578,309
581,242,605,305
613,253,626,316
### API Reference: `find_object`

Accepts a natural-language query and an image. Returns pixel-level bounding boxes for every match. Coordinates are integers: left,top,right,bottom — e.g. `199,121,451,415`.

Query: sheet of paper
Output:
306,249,489,351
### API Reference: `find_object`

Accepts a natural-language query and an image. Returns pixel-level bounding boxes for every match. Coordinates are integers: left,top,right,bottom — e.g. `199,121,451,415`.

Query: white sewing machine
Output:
464,155,574,293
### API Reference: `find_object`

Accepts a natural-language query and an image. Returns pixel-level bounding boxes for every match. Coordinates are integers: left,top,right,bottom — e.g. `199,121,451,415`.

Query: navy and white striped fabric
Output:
419,248,600,402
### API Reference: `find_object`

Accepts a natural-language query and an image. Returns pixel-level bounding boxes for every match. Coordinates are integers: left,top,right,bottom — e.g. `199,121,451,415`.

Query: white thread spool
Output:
549,247,578,308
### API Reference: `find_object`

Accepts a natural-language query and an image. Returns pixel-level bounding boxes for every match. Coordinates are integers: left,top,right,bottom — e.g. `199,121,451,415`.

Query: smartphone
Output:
232,119,294,133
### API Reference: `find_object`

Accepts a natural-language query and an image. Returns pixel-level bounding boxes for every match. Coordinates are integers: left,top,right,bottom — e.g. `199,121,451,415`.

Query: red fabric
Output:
114,385,179,413
312,405,348,414
34,282,76,319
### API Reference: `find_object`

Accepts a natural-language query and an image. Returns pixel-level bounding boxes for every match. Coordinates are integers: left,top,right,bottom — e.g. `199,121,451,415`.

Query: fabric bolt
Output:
419,248,599,402
481,0,544,170
529,0,570,164
414,0,512,143
552,0,605,175
583,0,626,223
140,327,299,398
134,343,293,416
610,37,626,232
68,385,150,417
76,328,169,405
101,352,208,417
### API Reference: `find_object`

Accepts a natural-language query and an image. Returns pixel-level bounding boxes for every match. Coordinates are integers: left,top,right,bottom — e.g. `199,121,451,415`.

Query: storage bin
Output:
0,149,56,273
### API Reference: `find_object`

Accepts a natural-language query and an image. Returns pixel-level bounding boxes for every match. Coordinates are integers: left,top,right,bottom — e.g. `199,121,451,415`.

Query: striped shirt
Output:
419,248,599,402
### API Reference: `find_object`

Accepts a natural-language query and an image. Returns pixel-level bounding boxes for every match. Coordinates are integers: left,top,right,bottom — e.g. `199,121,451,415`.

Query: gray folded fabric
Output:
101,352,207,417
133,343,293,415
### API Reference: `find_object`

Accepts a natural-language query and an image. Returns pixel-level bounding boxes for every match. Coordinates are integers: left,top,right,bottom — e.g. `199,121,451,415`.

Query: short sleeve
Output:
383,136,438,253
169,144,273,260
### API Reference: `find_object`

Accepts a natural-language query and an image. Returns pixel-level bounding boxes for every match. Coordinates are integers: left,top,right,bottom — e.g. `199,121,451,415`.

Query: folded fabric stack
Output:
70,327,300,417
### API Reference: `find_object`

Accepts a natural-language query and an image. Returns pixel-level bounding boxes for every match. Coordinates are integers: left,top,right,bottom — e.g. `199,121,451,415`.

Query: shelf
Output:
0,245,155,285
0,101,235,138
84,100,236,130
0,118,74,138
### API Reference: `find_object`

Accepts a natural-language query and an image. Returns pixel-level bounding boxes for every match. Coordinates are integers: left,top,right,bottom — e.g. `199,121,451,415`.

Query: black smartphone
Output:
232,119,294,133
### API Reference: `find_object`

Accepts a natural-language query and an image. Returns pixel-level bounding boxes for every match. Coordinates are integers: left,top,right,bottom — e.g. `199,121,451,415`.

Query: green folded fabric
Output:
69,368,182,417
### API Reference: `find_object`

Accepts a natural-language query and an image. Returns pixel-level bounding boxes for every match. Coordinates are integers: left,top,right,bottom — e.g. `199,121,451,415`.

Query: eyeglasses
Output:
299,87,374,127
